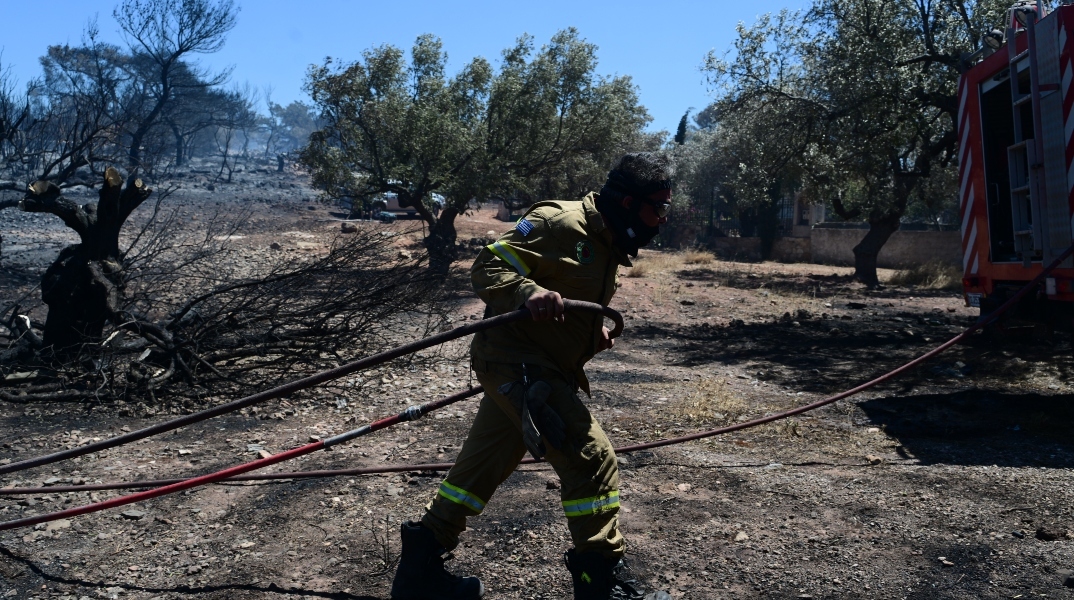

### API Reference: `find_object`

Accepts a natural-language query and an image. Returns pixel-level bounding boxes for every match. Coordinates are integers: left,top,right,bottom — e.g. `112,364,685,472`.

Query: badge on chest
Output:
575,240,594,264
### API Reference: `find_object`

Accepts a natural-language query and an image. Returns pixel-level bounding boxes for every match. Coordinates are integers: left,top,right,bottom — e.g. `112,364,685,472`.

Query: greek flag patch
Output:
515,218,535,236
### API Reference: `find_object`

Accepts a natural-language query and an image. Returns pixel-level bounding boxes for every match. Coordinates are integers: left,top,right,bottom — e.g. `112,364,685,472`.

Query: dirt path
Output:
1,181,1073,599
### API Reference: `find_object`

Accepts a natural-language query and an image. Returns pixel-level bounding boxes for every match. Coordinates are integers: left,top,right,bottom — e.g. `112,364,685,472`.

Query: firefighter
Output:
390,153,674,600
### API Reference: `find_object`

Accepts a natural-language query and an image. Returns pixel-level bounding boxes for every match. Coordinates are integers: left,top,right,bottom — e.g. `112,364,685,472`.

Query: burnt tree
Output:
20,168,151,350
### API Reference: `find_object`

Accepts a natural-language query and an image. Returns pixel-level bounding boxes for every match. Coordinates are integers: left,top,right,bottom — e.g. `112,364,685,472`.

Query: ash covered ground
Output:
1,168,1073,599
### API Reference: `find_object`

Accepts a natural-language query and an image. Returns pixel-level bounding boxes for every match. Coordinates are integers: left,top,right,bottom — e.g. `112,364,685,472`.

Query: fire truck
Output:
959,0,1074,331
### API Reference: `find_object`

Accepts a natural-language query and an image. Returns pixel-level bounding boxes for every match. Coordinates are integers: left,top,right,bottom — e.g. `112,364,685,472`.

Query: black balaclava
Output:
596,170,671,258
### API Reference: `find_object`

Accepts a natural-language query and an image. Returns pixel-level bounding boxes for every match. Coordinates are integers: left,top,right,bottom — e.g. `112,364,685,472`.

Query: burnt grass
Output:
2,184,1074,599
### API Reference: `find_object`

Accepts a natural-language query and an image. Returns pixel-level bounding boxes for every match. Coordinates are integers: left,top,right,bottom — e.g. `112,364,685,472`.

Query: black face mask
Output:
596,191,661,258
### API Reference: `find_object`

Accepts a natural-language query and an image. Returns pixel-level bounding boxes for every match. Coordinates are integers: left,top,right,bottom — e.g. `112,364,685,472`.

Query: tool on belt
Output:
498,364,567,459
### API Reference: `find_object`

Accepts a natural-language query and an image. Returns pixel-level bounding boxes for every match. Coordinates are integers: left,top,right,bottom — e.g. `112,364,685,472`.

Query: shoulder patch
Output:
576,240,595,264
515,218,535,236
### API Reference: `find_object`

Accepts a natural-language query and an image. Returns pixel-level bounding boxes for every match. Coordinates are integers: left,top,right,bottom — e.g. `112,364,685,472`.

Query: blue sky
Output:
1,0,808,136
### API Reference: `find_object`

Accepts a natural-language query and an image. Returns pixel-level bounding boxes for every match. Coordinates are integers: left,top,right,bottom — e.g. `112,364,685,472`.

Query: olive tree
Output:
302,34,492,269
482,31,652,204
673,11,820,255
301,29,651,271
704,0,1011,285
19,168,152,350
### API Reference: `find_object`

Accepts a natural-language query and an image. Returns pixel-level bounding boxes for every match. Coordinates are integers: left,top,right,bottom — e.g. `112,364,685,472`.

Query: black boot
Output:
564,549,671,600
390,521,484,600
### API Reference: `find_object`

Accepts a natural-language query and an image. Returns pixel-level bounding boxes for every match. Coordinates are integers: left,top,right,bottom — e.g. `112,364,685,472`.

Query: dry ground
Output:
1,173,1073,600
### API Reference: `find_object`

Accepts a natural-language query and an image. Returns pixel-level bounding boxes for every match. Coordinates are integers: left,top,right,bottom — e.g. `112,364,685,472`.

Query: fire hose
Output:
0,300,622,531
0,299,623,477
0,386,486,531
1,245,1071,531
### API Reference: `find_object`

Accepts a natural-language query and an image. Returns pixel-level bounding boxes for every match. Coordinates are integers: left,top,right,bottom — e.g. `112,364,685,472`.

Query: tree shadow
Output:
676,266,958,300
0,546,379,598
634,309,1074,470
628,319,940,394
857,390,1074,467
639,312,1074,396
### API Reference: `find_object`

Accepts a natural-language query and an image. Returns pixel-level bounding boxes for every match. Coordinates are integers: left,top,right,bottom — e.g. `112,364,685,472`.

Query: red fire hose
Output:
0,386,483,531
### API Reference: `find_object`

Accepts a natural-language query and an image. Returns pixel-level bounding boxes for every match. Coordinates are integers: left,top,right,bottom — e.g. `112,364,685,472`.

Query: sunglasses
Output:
641,197,672,218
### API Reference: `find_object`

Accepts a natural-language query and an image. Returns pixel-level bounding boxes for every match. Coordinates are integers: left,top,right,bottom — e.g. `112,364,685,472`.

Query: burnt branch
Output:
19,181,90,237
0,384,90,403
2,207,448,406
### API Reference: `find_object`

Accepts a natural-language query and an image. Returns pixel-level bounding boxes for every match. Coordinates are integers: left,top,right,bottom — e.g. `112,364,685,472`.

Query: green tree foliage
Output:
672,11,818,256
484,32,655,203
265,99,320,155
696,0,1010,285
674,110,690,145
301,29,652,270
301,34,492,269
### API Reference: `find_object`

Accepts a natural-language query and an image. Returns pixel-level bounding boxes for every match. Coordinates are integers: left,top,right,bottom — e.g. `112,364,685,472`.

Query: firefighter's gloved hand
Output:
498,380,567,460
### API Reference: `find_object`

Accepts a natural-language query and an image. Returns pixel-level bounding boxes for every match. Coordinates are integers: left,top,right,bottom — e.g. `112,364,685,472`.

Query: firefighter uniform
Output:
421,192,631,558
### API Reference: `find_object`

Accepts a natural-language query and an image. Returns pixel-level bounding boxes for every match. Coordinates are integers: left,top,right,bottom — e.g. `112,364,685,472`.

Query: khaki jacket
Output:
470,193,630,395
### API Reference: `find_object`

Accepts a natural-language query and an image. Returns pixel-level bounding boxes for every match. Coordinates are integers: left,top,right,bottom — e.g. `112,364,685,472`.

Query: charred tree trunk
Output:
20,168,152,351
397,189,460,273
128,70,172,170
170,121,185,167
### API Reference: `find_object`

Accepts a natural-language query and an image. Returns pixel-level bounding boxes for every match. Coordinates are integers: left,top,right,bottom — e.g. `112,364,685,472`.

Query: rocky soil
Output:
1,168,1073,599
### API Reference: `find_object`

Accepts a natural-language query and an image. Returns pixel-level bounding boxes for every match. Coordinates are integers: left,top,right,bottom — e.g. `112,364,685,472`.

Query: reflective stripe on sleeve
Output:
437,481,486,513
562,491,620,518
487,241,532,277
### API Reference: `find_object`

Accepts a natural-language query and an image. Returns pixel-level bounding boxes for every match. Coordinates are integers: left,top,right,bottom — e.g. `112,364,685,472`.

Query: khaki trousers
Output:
421,361,624,558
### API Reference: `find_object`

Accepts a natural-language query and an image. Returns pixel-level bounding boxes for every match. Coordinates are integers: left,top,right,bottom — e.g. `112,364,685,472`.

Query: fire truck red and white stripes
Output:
958,76,980,278
1061,23,1074,229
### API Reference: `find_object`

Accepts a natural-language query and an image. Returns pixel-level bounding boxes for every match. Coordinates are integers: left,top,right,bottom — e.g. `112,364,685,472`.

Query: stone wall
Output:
772,237,811,263
712,237,763,261
710,229,959,267
712,237,810,262
811,228,961,268
664,223,702,248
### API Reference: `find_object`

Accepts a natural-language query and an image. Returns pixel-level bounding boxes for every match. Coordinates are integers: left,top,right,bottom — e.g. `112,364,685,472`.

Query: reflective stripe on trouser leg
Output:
422,375,528,551
437,480,486,513
562,491,620,517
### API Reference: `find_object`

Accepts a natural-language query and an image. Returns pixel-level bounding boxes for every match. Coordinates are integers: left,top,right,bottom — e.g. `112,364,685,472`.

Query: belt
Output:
471,357,577,392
